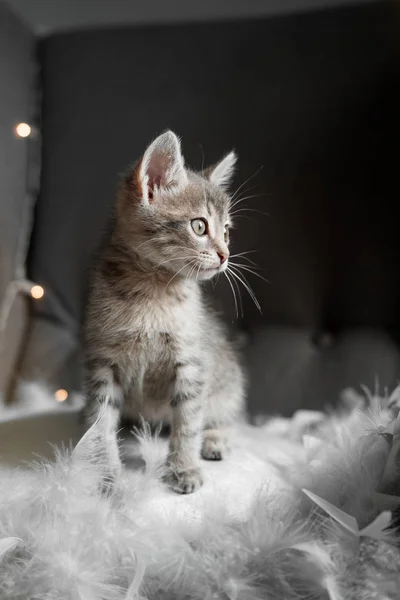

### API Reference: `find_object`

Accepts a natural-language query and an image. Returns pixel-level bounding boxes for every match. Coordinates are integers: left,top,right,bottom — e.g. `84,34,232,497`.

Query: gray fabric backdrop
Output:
20,1,400,412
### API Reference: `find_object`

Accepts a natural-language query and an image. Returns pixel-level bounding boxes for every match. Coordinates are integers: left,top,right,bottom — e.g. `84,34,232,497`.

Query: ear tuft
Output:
207,151,237,189
138,131,187,204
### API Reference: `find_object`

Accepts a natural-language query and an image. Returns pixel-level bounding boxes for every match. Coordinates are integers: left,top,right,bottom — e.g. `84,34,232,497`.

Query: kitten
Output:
83,131,246,494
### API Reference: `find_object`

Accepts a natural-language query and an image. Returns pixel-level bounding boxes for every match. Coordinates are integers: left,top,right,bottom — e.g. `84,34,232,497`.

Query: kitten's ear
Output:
206,151,237,189
138,131,187,204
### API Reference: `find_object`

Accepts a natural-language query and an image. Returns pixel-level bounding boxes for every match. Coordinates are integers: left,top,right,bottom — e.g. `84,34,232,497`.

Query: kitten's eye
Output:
224,225,229,243
191,218,207,236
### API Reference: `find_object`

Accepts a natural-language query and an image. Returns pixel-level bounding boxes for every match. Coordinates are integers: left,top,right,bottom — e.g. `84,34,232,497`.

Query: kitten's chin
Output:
197,265,227,281
177,263,226,282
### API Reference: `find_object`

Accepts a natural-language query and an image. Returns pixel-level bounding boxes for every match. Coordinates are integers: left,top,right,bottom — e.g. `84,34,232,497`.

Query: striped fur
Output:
83,131,246,493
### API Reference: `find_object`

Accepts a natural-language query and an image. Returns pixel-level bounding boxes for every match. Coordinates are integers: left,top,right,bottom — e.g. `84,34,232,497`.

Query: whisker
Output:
212,272,221,289
165,259,197,288
229,261,264,272
177,246,203,254
224,271,239,320
229,260,261,270
229,189,259,210
230,250,259,257
134,238,154,251
230,207,269,218
195,262,202,284
186,261,198,281
155,255,198,269
229,192,271,211
229,270,262,314
233,256,258,266
197,262,203,281
230,252,259,266
229,166,264,203
230,184,264,206
229,262,270,283
229,259,263,268
227,267,262,314
188,260,199,280
231,271,243,318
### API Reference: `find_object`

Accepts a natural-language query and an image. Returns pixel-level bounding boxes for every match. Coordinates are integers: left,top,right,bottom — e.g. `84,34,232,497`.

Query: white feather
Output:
0,537,21,561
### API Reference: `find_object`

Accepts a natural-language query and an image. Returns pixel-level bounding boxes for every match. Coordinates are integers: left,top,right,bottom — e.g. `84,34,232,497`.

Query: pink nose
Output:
217,252,228,265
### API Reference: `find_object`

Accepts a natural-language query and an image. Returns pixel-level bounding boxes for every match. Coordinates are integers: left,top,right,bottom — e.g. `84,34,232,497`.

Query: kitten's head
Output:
119,131,236,282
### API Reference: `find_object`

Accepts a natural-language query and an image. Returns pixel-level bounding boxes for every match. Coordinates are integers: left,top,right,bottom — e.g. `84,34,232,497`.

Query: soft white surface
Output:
0,382,293,527
123,433,288,528
0,384,400,598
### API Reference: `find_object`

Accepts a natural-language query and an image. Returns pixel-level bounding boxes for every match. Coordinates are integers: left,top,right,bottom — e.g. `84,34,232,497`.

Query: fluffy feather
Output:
0,385,399,599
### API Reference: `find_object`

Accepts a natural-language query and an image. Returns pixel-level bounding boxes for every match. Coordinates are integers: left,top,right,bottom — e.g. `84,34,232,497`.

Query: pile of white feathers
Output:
0,385,400,600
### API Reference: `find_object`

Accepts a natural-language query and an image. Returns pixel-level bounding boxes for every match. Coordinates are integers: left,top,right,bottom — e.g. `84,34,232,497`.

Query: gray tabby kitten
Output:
83,131,245,494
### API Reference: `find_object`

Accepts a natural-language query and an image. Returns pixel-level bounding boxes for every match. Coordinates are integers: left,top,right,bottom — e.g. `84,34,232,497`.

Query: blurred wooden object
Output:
0,293,30,405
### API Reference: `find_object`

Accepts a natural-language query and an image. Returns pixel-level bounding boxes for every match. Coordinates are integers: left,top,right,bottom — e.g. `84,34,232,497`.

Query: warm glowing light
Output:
55,389,68,402
30,285,44,299
15,123,32,138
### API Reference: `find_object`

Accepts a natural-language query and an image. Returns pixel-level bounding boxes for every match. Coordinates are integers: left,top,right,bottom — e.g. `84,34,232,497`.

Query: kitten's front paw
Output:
201,430,228,461
162,465,204,494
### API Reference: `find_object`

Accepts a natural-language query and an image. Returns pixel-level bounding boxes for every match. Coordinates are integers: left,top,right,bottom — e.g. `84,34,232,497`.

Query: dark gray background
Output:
5,0,400,414
30,2,400,333
6,0,374,35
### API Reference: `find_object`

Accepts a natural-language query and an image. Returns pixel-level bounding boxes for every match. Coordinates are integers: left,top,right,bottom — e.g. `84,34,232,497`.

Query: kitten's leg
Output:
163,364,205,494
202,361,245,461
83,360,123,491
201,427,229,461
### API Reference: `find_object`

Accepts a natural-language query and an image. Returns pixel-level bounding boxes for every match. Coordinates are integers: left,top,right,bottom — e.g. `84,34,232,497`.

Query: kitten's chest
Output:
132,295,204,380
127,285,202,339
107,285,203,372
125,293,203,412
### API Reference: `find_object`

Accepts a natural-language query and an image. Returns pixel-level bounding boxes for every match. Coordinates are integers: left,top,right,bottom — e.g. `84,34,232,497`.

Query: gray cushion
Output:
246,326,400,416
